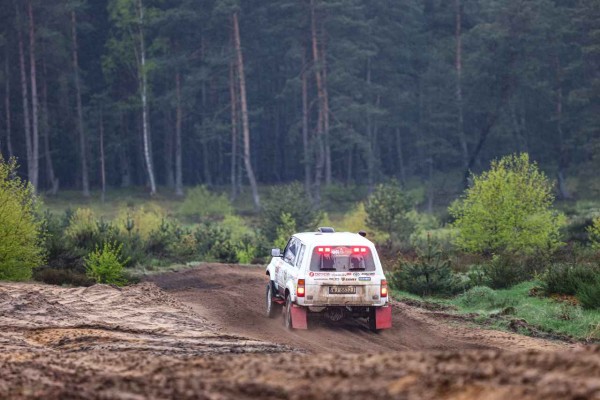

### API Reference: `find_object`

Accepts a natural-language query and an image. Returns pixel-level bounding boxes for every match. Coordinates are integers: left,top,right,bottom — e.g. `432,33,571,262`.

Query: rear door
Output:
305,245,382,305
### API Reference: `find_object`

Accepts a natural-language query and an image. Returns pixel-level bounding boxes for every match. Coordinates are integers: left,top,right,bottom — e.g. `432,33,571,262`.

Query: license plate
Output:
329,286,356,294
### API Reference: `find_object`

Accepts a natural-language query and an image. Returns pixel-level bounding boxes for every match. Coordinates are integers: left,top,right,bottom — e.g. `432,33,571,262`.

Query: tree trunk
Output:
137,0,157,195
229,59,238,200
119,111,131,187
17,4,33,188
395,128,406,185
301,46,311,197
555,57,571,200
99,109,106,203
310,0,325,204
164,110,175,189
41,59,58,194
455,0,468,171
175,71,184,196
321,30,331,186
4,49,13,158
27,0,39,192
71,11,90,197
232,11,260,209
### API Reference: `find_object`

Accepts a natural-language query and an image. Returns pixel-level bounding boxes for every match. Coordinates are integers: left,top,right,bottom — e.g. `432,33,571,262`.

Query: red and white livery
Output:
265,228,392,332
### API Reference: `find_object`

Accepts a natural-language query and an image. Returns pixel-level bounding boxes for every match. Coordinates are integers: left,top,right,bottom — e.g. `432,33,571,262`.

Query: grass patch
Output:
392,281,600,341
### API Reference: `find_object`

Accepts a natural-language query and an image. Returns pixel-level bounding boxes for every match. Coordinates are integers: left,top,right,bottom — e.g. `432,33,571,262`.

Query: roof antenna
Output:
358,230,367,237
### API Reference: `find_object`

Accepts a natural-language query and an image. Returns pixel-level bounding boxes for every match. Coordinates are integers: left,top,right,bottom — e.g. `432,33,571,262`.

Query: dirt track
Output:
148,263,572,354
1,263,599,399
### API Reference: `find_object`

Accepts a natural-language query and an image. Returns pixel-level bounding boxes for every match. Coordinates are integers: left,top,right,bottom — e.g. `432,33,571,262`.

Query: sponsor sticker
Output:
341,277,357,282
358,276,371,281
310,272,331,277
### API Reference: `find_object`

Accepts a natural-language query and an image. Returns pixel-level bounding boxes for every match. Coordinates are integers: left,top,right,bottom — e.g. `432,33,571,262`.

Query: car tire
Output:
283,295,293,329
368,308,379,333
266,281,280,318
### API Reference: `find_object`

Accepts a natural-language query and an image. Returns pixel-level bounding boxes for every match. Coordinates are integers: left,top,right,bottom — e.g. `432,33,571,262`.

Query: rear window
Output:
309,246,376,272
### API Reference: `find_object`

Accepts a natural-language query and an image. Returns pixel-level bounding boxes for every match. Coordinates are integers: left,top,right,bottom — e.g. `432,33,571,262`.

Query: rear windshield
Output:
309,246,376,272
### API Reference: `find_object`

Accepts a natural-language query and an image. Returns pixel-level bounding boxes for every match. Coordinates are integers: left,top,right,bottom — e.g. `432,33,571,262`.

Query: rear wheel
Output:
265,281,280,318
368,308,379,333
283,295,293,329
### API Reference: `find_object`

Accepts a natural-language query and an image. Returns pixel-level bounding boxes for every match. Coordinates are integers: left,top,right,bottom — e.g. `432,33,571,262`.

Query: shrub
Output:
145,218,177,258
587,217,600,250
322,184,368,212
85,242,129,286
179,186,232,221
450,153,565,255
541,263,599,296
194,222,238,263
260,183,321,242
274,212,296,250
0,157,45,281
392,236,459,297
577,278,600,310
483,254,526,289
115,205,167,241
459,286,498,307
365,181,414,243
65,208,99,250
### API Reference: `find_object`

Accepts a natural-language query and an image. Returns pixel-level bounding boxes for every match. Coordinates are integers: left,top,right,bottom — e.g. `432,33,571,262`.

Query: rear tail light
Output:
380,280,388,298
297,279,305,297
352,247,369,254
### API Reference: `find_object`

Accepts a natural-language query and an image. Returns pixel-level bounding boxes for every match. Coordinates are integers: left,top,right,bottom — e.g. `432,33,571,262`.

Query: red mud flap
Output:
290,305,308,329
376,305,392,330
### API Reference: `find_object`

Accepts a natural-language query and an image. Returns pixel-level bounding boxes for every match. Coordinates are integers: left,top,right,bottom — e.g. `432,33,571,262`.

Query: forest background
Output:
0,0,599,341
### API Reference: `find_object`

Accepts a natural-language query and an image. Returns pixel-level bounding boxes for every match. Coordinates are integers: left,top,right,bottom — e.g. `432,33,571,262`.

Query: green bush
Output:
274,212,297,250
587,217,600,250
483,254,526,289
0,157,45,281
459,286,498,307
392,237,459,297
85,242,129,285
541,263,599,296
179,186,232,221
260,183,321,242
577,278,600,310
194,222,238,263
365,181,414,243
450,153,565,255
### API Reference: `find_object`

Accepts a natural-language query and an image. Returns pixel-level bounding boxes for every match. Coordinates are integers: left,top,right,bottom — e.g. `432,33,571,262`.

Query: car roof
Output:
293,231,375,247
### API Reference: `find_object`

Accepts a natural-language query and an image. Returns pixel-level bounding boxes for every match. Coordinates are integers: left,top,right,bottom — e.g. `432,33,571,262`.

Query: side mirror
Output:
271,248,282,257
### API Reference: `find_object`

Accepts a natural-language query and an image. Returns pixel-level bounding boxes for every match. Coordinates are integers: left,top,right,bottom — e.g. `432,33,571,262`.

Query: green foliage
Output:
392,236,460,297
577,278,600,310
260,183,321,242
194,222,238,263
179,186,233,221
587,217,600,250
450,153,565,255
483,254,527,289
459,286,498,307
274,213,296,250
541,263,600,296
85,242,129,286
0,158,45,281
365,182,414,243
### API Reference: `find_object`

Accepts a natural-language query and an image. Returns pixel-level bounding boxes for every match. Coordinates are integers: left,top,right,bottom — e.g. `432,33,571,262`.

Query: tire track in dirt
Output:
148,263,573,354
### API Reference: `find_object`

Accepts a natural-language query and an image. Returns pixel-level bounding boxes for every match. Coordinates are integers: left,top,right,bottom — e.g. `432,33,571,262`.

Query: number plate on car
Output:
329,286,356,294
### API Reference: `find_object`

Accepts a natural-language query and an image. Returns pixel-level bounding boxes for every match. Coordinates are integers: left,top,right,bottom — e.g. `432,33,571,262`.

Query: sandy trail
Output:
0,264,598,399
148,263,572,354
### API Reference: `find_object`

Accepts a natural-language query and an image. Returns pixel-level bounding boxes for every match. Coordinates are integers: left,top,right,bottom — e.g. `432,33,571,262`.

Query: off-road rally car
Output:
265,227,392,332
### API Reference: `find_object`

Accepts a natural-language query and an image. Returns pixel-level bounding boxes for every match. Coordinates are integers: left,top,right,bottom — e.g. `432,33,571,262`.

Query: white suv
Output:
265,228,392,332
